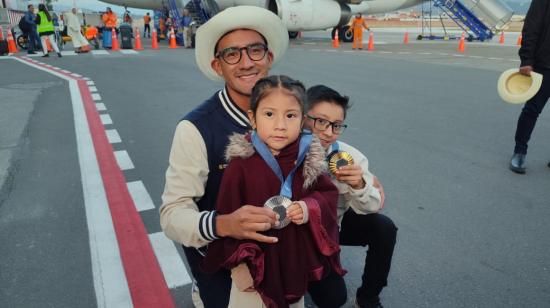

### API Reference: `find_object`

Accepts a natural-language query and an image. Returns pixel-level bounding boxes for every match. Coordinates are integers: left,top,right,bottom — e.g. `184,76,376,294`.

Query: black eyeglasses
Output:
215,43,268,65
306,114,347,134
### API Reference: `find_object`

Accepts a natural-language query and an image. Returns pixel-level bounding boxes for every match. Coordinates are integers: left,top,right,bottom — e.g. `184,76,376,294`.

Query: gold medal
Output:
328,151,354,175
264,195,292,229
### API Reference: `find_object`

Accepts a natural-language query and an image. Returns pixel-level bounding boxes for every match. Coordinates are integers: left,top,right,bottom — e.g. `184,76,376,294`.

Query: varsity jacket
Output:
160,88,251,248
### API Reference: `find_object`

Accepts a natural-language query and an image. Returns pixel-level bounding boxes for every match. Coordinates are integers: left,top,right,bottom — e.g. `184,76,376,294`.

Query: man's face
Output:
28,5,34,13
211,29,274,98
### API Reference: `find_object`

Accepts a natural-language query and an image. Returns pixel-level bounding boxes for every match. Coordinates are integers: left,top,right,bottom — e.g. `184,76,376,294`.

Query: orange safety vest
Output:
102,12,117,28
351,17,369,32
144,15,151,24
86,26,98,40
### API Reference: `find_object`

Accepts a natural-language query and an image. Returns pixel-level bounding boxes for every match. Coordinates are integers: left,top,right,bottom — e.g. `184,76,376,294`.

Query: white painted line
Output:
453,54,465,57
114,150,134,171
148,232,192,288
106,129,121,144
13,57,133,308
87,80,95,86
96,103,107,111
397,51,411,54
488,57,503,60
469,55,483,59
92,50,110,55
378,51,393,54
61,51,77,56
83,77,91,80
438,52,449,56
326,50,338,52
92,93,102,101
343,50,354,53
418,52,432,55
100,114,113,125
127,181,155,212
119,50,139,54
89,86,98,92
509,59,520,62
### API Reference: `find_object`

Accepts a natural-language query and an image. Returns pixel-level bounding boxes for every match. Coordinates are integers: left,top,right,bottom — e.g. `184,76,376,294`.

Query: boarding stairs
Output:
422,0,513,41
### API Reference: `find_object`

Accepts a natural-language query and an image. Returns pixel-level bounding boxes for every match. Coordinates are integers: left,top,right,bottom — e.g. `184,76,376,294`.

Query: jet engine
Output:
266,0,352,31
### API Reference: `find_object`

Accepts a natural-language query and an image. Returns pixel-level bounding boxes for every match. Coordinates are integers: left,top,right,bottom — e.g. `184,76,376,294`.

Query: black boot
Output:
509,153,526,174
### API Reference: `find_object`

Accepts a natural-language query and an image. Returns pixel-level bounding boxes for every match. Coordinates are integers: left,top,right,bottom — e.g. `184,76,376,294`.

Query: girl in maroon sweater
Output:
202,76,345,307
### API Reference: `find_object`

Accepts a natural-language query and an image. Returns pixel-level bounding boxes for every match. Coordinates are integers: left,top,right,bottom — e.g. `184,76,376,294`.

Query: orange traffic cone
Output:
151,28,159,49
516,34,522,46
111,28,119,51
367,32,375,51
7,27,18,53
169,28,177,49
403,31,409,44
499,31,505,44
458,32,465,53
45,37,53,52
134,28,143,50
332,29,339,48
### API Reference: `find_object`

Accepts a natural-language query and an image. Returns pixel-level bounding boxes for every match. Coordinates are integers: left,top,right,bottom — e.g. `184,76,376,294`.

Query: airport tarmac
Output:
1,29,550,308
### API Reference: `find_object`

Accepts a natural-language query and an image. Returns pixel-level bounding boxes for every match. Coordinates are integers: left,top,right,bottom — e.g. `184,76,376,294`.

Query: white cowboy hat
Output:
497,68,543,104
195,6,289,81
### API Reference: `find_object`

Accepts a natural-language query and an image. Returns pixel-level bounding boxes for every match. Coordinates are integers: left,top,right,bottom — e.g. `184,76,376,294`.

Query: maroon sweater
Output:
202,137,345,308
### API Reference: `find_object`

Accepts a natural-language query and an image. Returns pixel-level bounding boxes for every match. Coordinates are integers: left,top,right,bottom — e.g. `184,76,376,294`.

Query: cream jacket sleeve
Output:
160,120,216,248
333,141,382,217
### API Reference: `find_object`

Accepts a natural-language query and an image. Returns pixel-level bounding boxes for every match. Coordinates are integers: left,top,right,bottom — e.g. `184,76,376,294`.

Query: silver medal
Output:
264,195,292,229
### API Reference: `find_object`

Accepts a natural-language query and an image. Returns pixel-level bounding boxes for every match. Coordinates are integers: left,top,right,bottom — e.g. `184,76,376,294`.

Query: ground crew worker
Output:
347,13,370,50
143,12,151,38
101,7,117,49
36,4,62,57
102,7,117,31
85,25,99,49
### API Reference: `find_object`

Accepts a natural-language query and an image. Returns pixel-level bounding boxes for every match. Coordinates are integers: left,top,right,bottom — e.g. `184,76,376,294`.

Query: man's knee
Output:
370,214,398,246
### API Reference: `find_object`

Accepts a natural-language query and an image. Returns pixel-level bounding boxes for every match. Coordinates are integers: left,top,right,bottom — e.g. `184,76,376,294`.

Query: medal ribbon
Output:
251,131,312,198
327,141,340,159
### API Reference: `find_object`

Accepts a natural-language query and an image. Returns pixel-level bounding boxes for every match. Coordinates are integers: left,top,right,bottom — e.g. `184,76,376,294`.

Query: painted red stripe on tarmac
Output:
77,80,175,308
17,57,175,307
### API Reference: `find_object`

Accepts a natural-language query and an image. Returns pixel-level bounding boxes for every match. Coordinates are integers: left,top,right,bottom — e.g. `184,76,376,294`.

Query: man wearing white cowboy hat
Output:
159,6,289,307
509,0,550,174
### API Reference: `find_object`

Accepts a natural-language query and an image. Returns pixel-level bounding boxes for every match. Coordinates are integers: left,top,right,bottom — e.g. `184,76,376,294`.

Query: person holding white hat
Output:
159,6,290,307
508,0,550,174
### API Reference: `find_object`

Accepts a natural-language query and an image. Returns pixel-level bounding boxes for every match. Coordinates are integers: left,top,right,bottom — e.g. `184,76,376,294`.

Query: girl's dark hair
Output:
38,4,52,22
305,85,351,118
250,75,306,114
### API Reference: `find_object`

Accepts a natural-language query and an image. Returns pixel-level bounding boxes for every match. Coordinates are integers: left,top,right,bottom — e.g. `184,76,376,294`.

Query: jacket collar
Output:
224,133,327,189
218,87,251,128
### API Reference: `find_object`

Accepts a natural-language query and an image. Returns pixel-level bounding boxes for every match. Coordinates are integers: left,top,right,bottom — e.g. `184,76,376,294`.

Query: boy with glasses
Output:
305,85,397,308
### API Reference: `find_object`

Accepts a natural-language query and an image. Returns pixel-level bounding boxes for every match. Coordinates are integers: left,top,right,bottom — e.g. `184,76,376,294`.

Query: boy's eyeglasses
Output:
215,43,268,65
306,114,347,134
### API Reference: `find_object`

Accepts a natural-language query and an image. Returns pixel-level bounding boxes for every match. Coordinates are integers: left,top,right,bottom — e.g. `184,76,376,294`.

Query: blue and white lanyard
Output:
251,131,312,198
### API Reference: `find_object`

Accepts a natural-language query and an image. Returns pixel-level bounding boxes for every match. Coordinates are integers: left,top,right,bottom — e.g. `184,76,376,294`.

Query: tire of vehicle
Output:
16,34,28,50
288,31,299,39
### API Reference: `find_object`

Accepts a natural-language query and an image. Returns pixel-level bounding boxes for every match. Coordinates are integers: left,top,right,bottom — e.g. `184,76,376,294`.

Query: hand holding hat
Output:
497,67,543,104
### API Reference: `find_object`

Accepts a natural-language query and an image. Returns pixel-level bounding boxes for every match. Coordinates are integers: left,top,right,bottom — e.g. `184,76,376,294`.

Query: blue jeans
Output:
26,28,40,52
